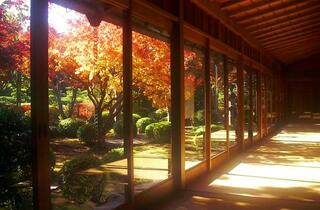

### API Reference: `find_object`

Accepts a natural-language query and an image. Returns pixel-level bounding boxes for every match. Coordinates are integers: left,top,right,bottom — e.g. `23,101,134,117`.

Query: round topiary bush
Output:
145,123,156,138
77,123,97,146
148,108,168,121
136,117,154,133
152,121,171,142
133,113,142,123
60,155,103,204
58,118,86,138
113,116,137,137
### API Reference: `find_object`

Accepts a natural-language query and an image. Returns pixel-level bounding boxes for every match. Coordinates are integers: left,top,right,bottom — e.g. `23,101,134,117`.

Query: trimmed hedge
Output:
136,117,154,133
102,148,124,163
148,108,168,121
77,123,97,146
113,115,138,137
145,123,156,138
152,121,171,142
58,118,86,138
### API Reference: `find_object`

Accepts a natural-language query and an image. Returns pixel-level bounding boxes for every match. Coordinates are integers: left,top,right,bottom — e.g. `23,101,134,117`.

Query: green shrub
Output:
102,148,124,163
136,117,154,133
0,107,33,209
210,124,224,132
113,116,137,137
152,121,171,142
49,148,56,171
148,108,168,121
60,155,102,204
194,109,205,126
133,113,142,123
77,123,97,146
49,125,61,138
49,106,60,126
159,117,169,122
58,118,86,138
145,123,156,138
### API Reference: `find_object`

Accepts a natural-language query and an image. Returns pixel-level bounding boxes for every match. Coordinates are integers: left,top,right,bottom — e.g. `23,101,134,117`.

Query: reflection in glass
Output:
252,72,258,137
48,4,127,209
0,1,33,208
184,43,205,169
244,69,250,140
132,30,172,193
227,62,238,146
210,52,226,156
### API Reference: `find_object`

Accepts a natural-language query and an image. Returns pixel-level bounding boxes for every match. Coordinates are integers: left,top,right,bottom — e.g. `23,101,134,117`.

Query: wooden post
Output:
248,69,253,145
257,72,263,139
236,56,244,150
171,0,185,190
123,0,134,201
30,0,51,209
223,55,230,156
205,38,211,171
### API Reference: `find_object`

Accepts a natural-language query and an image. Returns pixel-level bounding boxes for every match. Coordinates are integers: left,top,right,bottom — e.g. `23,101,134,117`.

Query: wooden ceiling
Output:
212,0,320,64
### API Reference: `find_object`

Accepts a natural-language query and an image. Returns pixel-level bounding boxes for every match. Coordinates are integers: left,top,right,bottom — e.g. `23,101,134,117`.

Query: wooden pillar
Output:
223,55,229,155
236,57,244,150
248,69,253,145
205,38,211,171
30,0,51,209
123,0,134,201
171,0,185,190
257,72,263,139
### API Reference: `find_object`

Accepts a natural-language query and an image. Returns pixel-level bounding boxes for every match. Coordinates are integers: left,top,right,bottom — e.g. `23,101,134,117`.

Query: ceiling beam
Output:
276,48,320,63
268,39,320,54
255,20,320,40
250,11,320,36
266,36,320,51
219,0,243,9
236,0,306,24
258,22,320,43
241,1,320,28
262,30,320,47
229,0,280,17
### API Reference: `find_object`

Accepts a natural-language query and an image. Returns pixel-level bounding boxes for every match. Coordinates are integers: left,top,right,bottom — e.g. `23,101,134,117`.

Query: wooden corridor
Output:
154,119,320,210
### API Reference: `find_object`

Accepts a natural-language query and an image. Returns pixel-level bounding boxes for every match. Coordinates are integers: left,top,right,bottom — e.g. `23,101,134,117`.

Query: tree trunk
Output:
52,81,66,119
67,88,78,118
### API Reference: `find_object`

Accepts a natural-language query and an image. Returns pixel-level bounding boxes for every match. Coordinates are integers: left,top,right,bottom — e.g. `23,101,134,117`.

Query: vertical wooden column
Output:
171,0,185,190
248,70,253,145
123,0,134,201
236,57,244,150
30,0,51,209
257,72,263,139
204,38,211,171
223,55,230,155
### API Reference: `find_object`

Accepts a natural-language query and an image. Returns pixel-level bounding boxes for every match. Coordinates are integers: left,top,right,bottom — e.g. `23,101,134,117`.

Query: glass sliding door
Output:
0,1,33,209
184,42,205,169
244,68,250,141
132,30,172,193
252,71,258,138
209,52,226,156
48,4,128,209
227,61,238,147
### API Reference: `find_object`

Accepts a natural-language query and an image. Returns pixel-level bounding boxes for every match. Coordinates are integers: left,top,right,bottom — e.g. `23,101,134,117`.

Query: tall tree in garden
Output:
0,1,29,106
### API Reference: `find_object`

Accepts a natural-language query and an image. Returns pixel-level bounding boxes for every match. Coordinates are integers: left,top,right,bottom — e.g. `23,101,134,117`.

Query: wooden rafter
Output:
219,0,243,9
236,0,306,24
262,30,320,47
240,0,320,28
260,22,320,43
229,0,280,17
266,36,320,51
255,20,320,40
250,11,320,36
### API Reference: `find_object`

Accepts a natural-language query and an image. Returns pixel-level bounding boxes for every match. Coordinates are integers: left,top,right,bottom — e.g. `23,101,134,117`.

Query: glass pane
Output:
132,30,171,193
49,4,127,209
0,1,33,209
267,77,272,129
184,43,205,169
252,72,258,137
210,52,226,156
244,69,250,140
227,62,238,147
261,76,266,134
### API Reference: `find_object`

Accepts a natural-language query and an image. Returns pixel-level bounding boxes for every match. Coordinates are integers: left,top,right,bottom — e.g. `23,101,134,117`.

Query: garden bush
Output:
152,121,171,142
58,118,86,138
113,116,137,137
0,107,33,209
159,117,169,122
49,106,60,126
136,117,154,133
194,109,205,126
77,123,97,146
133,113,142,123
102,148,124,163
60,155,102,204
49,125,61,138
148,108,168,121
145,123,156,138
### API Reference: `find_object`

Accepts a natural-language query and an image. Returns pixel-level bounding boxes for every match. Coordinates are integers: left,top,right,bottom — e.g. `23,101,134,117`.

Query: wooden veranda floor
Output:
154,118,320,210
